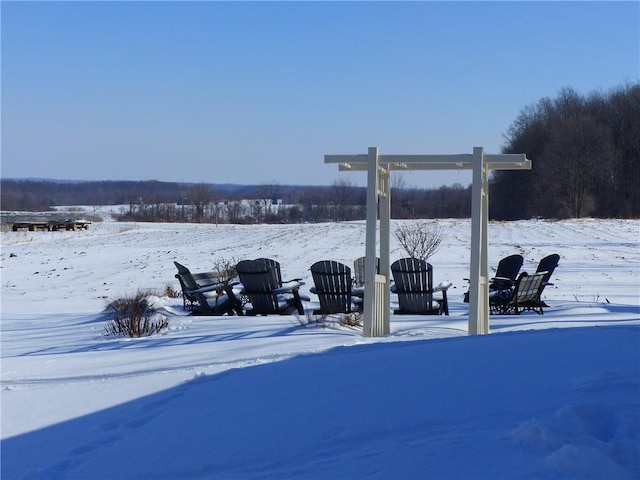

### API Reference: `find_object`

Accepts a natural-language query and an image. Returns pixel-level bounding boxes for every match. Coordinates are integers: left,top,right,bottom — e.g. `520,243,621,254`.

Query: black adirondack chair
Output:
390,258,451,315
173,261,243,316
490,271,548,315
525,253,560,309
489,254,524,291
236,259,305,315
353,256,380,288
464,254,524,303
310,260,362,315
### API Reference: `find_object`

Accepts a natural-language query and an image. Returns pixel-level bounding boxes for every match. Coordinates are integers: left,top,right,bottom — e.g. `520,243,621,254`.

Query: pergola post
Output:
379,154,391,336
325,147,531,337
468,147,490,334
362,147,391,337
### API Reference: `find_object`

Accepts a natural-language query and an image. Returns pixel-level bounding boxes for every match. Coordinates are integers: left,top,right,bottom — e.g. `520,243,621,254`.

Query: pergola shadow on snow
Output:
325,147,531,337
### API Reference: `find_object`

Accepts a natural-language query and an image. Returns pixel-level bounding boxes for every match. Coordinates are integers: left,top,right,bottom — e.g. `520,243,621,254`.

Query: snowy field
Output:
1,212,639,479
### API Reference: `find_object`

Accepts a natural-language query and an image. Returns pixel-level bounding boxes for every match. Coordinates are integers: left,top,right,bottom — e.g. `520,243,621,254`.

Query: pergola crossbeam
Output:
329,154,531,173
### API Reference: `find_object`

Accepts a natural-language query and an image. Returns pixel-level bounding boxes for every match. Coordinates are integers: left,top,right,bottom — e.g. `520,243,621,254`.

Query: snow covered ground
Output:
1,213,639,479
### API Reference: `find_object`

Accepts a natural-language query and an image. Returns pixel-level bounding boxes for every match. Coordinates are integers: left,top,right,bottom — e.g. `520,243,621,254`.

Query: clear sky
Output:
2,1,638,188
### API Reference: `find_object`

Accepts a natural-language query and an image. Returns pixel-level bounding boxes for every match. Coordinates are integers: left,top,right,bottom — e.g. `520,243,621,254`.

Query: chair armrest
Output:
491,276,513,283
187,284,223,295
434,281,452,292
352,286,365,298
273,281,302,294
188,281,239,295
490,277,515,290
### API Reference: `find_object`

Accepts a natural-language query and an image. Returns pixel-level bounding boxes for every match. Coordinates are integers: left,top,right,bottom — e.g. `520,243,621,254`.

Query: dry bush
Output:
394,221,444,261
212,257,238,284
339,312,363,328
296,311,363,329
163,283,181,298
104,290,169,337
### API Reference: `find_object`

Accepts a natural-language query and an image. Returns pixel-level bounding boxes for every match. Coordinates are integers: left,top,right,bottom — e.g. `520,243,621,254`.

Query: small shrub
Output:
339,312,363,328
296,311,362,329
163,283,181,298
394,221,444,261
212,257,238,285
104,290,169,337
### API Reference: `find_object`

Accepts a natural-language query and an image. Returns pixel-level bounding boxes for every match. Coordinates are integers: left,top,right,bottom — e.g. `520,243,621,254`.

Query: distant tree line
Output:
3,82,638,222
0,178,472,223
491,82,639,219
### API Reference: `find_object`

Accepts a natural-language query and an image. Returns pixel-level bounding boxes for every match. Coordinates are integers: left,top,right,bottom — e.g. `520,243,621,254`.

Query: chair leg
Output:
441,292,449,316
224,286,244,316
292,290,305,315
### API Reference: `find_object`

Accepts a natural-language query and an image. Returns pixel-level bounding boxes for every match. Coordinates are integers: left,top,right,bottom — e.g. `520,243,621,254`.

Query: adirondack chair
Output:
463,254,524,303
254,257,310,302
236,259,305,315
353,256,380,288
390,258,452,315
490,271,548,315
525,253,560,309
536,253,559,283
173,262,243,316
310,260,362,315
489,254,524,292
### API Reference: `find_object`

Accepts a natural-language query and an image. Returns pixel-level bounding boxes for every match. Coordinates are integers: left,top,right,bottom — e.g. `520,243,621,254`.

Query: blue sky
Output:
2,1,638,188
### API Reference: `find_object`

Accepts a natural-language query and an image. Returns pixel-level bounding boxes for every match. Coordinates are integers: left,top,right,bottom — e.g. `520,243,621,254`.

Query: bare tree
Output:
257,181,281,221
212,257,239,285
188,184,215,223
331,178,357,221
391,173,410,218
394,221,444,261
547,114,612,217
224,200,244,224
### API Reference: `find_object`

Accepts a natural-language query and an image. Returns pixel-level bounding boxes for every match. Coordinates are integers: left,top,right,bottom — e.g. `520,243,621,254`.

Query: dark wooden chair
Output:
525,253,560,309
353,256,380,288
236,259,305,315
253,258,310,302
489,254,524,292
490,271,548,315
310,260,362,315
173,261,243,316
390,258,451,315
464,254,524,303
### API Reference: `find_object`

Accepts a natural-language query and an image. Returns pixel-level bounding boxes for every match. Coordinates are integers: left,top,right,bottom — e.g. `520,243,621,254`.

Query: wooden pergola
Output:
325,146,532,336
